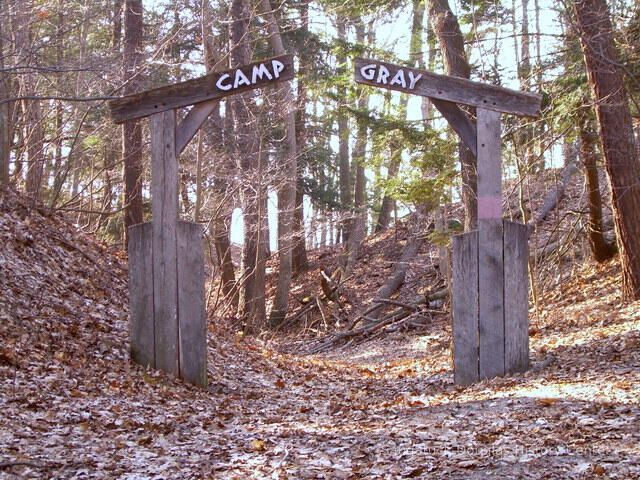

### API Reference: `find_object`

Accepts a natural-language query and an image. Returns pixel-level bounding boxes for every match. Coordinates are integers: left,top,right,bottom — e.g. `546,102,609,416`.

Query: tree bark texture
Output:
428,0,477,231
14,1,45,201
336,17,352,244
345,19,368,272
0,0,12,187
577,110,617,262
292,0,310,273
122,0,144,242
230,0,266,328
573,0,640,300
201,0,238,308
261,0,298,327
375,137,402,233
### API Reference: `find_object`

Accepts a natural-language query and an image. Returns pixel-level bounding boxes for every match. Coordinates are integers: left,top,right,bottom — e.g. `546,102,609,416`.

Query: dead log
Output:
527,161,579,236
367,236,422,321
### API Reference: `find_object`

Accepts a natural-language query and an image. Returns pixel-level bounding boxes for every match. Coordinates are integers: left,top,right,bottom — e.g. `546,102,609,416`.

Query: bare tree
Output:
230,0,266,329
261,0,298,327
292,0,309,273
577,108,617,262
122,0,144,243
572,0,640,300
13,1,45,201
0,0,12,187
200,0,238,308
112,0,124,50
345,18,368,271
428,0,477,231
336,16,351,244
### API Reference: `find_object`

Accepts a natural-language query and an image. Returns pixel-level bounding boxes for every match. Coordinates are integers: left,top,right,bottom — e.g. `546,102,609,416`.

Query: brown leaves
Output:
2,189,640,478
250,439,266,452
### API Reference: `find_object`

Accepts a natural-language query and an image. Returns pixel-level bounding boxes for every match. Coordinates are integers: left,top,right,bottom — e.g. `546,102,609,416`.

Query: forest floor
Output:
1,187,640,479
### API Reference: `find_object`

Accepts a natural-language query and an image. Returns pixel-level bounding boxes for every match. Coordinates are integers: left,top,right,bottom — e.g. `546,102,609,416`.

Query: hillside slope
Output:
1,188,639,479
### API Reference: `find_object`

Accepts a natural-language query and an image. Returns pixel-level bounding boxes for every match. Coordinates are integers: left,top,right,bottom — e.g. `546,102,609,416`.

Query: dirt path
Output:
1,210,639,480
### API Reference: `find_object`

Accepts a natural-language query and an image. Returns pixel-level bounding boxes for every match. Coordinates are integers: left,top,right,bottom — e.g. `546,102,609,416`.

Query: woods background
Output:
1,0,639,329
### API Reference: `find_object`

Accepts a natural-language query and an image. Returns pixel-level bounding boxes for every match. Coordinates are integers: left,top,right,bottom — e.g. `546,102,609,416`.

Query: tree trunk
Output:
112,0,124,50
0,0,12,187
410,0,433,122
122,0,144,244
292,185,308,271
573,0,640,300
50,1,65,202
201,0,237,308
336,17,351,244
428,0,477,231
345,19,368,272
14,1,44,201
375,139,402,232
261,0,298,327
577,110,617,262
292,0,309,273
230,0,266,329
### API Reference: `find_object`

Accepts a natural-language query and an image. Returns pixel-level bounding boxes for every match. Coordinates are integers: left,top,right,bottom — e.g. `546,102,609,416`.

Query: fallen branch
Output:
367,236,422,321
527,161,579,236
307,297,445,354
308,309,414,354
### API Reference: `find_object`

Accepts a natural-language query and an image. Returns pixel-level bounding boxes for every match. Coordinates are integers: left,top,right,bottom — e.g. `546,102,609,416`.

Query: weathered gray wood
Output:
477,107,505,378
177,221,208,387
478,219,505,378
109,54,294,123
151,110,180,376
175,100,218,156
504,220,529,373
477,108,502,219
128,222,155,369
452,230,479,385
354,58,542,117
431,98,478,157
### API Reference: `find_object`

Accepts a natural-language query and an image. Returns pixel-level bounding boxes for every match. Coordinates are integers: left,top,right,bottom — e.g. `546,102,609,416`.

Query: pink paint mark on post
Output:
478,196,502,219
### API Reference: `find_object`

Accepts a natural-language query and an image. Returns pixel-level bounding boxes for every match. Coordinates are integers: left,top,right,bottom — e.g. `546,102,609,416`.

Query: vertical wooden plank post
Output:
109,55,295,387
354,58,542,385
477,108,505,379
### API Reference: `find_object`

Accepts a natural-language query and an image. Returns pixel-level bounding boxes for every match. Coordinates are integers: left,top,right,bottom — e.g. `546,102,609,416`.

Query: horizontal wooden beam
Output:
354,58,542,117
109,54,294,124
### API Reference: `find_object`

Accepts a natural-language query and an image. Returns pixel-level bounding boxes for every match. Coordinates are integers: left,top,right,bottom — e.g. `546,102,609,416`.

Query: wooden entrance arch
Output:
108,55,294,387
355,58,542,385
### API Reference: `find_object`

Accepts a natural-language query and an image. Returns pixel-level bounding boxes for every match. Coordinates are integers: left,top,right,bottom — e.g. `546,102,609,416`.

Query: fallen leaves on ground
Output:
1,189,639,479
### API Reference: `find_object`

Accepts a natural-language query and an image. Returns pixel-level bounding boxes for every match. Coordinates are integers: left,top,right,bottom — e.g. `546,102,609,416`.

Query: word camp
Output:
215,59,286,92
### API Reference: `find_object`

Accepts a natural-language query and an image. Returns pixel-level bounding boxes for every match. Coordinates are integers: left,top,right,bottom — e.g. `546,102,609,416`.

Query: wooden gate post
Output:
113,55,295,388
151,110,180,377
477,108,505,379
452,230,479,385
503,220,529,373
452,109,530,384
128,222,154,368
353,58,540,385
127,110,208,387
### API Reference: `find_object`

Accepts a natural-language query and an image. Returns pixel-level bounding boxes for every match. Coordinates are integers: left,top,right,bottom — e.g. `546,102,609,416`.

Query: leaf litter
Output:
1,189,639,479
